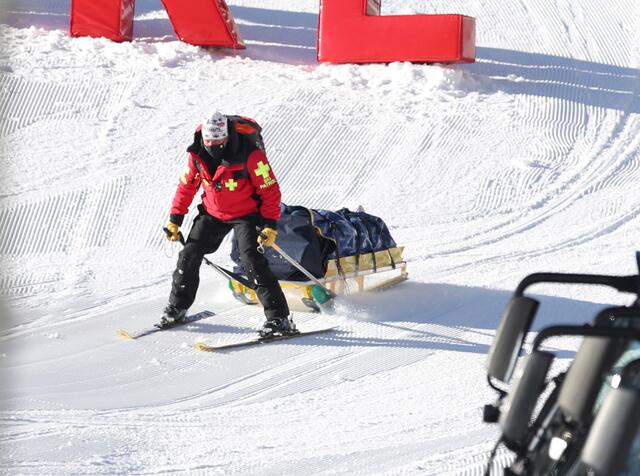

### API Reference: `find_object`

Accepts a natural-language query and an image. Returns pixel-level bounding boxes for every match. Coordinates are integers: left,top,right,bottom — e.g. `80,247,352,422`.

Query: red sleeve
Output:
169,154,201,223
247,149,281,224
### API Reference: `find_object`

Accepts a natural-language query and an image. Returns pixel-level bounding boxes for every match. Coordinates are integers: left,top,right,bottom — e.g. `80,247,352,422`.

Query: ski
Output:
194,326,337,352
117,310,215,340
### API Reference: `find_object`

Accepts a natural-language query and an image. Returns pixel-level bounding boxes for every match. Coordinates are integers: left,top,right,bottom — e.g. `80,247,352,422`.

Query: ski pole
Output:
164,228,257,290
202,256,257,291
257,229,337,299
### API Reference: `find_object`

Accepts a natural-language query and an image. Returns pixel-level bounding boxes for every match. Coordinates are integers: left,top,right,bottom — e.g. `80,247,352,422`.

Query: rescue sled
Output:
228,205,408,312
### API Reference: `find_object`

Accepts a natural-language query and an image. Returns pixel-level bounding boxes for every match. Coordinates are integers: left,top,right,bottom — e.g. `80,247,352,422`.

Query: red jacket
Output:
169,119,281,226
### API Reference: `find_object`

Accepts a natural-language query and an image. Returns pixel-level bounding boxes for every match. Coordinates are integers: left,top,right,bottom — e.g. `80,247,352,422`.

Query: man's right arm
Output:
169,155,201,226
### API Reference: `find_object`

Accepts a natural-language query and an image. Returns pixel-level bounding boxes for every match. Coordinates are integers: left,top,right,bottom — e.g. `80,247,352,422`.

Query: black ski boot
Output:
259,316,298,338
157,304,187,328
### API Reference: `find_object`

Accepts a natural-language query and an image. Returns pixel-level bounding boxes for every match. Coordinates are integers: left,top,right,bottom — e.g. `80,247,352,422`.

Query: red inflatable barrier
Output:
70,0,134,42
70,0,244,48
69,0,473,61
160,0,244,48
317,0,476,63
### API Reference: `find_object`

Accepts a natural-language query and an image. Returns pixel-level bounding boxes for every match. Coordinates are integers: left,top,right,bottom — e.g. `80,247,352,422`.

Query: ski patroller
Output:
117,310,215,340
194,326,338,352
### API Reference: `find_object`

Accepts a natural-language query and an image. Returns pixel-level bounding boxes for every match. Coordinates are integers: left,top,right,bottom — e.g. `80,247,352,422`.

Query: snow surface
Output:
1,0,639,474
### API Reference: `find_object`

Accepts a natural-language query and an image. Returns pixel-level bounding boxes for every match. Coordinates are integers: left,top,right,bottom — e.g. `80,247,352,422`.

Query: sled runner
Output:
228,205,408,312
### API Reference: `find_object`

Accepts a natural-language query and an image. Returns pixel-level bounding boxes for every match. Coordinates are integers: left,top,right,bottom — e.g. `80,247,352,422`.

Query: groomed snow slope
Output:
1,0,639,474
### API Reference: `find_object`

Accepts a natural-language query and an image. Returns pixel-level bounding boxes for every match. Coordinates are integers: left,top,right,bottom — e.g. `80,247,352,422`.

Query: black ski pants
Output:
169,210,289,319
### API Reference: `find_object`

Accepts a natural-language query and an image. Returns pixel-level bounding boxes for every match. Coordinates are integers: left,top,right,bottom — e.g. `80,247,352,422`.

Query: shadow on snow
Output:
208,280,610,356
467,47,640,113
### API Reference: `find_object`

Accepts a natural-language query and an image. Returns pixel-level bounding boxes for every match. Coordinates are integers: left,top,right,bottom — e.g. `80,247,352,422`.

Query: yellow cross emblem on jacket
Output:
254,161,271,180
225,179,238,191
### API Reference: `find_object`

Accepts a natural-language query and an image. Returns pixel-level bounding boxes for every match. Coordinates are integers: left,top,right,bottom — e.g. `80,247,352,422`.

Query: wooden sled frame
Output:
229,246,408,312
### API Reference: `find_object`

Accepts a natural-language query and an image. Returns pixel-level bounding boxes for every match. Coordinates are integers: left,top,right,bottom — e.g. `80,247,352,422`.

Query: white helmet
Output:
202,112,228,140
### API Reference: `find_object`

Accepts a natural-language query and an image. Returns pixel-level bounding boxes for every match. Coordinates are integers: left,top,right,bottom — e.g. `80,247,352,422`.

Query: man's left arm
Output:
247,149,281,228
